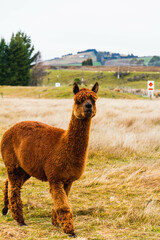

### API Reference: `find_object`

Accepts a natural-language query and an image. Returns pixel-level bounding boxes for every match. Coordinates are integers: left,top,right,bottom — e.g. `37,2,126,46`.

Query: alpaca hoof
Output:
2,207,8,215
18,222,27,227
52,222,60,227
69,233,77,238
51,218,59,227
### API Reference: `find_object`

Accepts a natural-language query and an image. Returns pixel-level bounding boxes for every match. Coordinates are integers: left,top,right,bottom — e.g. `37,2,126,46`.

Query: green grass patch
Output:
1,69,160,99
0,85,144,100
93,62,102,66
44,69,160,89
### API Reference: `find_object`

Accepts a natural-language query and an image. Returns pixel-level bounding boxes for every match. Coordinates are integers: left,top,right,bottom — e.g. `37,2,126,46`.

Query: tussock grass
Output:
0,98,160,239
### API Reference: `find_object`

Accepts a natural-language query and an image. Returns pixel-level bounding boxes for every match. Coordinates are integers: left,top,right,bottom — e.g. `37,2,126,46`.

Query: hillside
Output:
104,56,153,66
43,49,157,67
43,49,138,66
43,50,97,66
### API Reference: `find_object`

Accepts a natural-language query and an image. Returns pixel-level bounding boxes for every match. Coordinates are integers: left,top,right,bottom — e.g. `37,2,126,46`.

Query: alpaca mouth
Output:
84,110,92,117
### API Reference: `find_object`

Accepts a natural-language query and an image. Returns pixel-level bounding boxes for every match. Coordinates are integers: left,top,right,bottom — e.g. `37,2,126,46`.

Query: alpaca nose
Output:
85,103,92,109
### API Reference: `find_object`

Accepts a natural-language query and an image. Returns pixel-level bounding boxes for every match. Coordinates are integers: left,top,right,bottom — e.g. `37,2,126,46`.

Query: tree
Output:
130,58,138,65
30,53,46,86
0,38,8,85
148,56,160,66
74,78,81,85
82,58,93,66
137,59,144,66
0,31,39,86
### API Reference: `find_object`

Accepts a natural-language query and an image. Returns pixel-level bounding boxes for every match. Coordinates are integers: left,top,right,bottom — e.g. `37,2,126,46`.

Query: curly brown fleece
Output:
1,82,99,237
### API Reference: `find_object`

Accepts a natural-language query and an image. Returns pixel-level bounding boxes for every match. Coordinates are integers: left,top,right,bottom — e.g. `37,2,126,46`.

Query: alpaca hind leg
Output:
8,167,30,226
2,179,9,215
50,182,76,236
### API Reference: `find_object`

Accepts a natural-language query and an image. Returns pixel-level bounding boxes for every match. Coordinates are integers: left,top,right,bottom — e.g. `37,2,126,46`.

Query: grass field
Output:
43,69,160,89
1,69,160,101
0,97,160,239
0,85,144,100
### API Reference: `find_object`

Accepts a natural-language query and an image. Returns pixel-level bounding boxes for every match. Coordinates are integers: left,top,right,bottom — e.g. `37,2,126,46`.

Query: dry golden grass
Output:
1,97,160,239
91,98,160,159
1,97,160,158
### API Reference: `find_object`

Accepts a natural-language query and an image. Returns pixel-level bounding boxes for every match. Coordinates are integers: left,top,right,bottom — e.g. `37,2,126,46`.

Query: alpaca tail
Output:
2,179,9,215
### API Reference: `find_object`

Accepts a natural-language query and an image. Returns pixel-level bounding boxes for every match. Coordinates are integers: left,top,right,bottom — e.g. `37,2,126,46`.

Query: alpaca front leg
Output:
51,182,72,227
50,182,76,237
51,208,58,226
64,182,72,196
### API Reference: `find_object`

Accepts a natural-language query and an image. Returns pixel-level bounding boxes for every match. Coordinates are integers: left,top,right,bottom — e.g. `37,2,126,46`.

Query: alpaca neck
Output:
66,111,92,158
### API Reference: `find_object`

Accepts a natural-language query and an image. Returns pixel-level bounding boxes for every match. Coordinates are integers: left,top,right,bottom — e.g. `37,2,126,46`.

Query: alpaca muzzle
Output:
84,109,92,117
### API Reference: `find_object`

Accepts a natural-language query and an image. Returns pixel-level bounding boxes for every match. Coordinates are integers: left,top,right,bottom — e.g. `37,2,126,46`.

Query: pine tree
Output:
0,31,39,86
0,38,8,85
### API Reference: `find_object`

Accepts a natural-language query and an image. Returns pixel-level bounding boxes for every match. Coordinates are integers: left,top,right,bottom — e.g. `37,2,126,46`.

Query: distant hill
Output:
43,50,97,66
43,49,159,67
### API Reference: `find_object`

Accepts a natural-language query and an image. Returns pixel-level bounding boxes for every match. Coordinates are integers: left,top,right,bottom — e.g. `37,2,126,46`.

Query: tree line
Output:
0,31,45,86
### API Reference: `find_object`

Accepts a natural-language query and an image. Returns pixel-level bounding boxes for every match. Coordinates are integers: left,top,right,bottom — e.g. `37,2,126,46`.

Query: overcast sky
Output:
1,0,160,60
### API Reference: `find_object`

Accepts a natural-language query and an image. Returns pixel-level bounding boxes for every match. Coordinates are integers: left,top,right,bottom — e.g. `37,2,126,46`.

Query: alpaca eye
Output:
91,99,95,105
76,101,81,105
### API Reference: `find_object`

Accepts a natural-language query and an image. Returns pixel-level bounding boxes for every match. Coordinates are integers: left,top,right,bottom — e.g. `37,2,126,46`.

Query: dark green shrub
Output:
74,78,81,85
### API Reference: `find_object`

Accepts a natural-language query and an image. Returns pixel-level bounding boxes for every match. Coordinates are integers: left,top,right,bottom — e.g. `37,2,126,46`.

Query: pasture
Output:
43,69,160,89
0,97,160,239
0,85,143,100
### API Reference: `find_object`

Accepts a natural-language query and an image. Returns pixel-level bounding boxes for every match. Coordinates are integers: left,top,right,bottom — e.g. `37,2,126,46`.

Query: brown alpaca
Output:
1,82,98,237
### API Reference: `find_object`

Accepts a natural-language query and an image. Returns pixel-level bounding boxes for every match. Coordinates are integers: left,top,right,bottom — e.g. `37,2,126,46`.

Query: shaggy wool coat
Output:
1,82,99,237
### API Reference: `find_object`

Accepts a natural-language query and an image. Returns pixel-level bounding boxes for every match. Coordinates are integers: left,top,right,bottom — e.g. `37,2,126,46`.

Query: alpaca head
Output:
73,82,99,119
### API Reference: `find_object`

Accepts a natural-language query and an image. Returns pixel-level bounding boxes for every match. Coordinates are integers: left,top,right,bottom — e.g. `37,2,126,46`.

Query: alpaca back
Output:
1,121,65,181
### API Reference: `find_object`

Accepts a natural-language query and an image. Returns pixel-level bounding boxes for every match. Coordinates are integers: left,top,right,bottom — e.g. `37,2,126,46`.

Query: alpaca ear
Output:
92,82,99,93
73,82,79,95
